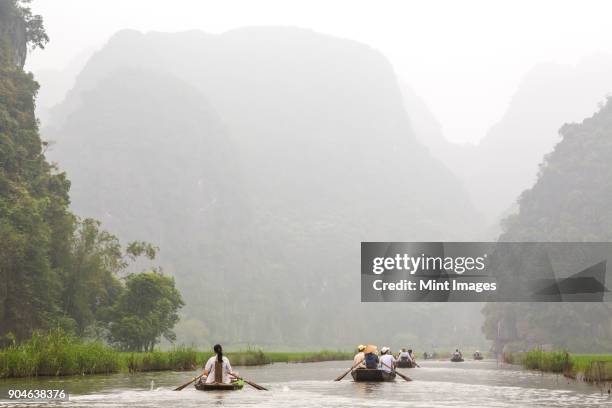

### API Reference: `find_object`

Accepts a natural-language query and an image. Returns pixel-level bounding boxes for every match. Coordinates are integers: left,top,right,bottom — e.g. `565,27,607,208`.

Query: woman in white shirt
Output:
200,344,239,384
379,347,396,373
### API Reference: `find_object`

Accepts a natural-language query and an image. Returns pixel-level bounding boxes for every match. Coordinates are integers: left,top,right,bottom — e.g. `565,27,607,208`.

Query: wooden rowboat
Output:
195,380,244,391
351,368,396,382
396,359,413,368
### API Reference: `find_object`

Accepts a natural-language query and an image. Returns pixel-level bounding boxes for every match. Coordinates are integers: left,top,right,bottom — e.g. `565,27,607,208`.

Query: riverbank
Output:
0,331,351,378
504,350,612,382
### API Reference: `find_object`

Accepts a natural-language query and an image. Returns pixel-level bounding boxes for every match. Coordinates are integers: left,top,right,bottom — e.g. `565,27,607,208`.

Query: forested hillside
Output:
482,99,612,352
44,28,486,348
0,0,183,351
0,0,69,340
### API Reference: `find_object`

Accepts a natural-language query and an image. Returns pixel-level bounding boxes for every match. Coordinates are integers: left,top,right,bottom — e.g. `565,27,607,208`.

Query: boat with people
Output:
195,379,244,391
423,351,437,360
349,345,404,382
473,351,483,360
451,349,464,362
334,344,412,383
351,368,396,382
396,348,415,368
396,359,413,368
174,343,267,392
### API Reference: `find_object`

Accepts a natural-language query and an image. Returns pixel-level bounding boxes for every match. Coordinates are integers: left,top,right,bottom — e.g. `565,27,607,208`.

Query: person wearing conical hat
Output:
363,345,379,369
353,344,366,368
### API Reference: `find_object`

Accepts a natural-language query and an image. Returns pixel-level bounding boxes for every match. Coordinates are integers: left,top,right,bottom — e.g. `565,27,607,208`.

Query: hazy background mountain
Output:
44,27,486,349
402,55,612,226
34,47,96,125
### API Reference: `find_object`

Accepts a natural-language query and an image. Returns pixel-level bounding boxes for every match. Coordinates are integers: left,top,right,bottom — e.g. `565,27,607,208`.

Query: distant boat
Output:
351,369,396,382
450,355,464,362
473,352,484,360
423,352,436,360
396,359,414,368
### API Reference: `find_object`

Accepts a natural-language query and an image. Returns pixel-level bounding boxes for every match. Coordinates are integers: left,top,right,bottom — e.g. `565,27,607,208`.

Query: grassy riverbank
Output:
0,330,121,377
504,350,612,382
0,331,351,378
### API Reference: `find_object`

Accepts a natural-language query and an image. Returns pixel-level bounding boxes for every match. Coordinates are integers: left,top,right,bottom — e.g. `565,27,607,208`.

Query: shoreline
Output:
1,348,352,379
503,350,612,383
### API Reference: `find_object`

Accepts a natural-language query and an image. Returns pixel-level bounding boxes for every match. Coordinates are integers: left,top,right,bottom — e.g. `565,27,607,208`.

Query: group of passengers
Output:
353,344,417,372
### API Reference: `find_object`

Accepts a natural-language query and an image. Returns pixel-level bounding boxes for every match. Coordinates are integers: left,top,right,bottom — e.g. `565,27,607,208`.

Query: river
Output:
1,360,610,407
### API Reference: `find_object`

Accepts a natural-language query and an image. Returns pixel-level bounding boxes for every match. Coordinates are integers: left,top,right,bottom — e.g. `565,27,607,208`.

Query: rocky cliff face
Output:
45,27,486,347
0,1,27,68
482,99,612,352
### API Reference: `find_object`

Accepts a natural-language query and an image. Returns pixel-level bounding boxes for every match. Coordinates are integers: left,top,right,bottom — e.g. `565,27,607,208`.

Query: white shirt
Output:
204,356,233,384
397,351,410,361
379,354,395,372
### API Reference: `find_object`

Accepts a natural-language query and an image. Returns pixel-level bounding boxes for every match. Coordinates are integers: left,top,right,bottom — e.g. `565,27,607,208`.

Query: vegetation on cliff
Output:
0,0,184,351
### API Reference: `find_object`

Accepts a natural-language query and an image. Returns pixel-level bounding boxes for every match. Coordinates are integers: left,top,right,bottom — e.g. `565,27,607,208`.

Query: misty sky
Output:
27,0,612,144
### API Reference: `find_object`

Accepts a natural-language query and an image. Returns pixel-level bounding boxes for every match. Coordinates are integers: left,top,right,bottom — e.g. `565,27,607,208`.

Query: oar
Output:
174,373,204,391
334,359,364,381
230,373,268,391
381,362,412,382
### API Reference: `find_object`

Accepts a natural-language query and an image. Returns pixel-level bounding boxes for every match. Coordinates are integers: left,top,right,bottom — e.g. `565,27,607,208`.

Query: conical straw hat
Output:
363,344,378,354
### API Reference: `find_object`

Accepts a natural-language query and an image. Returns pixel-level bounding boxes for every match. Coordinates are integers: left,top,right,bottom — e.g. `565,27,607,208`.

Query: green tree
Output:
0,0,72,340
59,218,125,334
109,272,184,351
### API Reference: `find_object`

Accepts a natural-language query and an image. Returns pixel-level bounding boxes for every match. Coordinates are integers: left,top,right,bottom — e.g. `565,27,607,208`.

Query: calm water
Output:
1,360,611,407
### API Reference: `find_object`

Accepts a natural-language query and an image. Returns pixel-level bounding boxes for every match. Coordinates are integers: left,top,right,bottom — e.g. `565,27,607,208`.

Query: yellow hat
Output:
358,344,366,351
364,344,378,354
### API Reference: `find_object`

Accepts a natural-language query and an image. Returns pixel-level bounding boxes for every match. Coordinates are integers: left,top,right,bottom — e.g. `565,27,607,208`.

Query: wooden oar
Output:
230,373,268,391
381,362,412,382
174,373,204,391
334,359,364,381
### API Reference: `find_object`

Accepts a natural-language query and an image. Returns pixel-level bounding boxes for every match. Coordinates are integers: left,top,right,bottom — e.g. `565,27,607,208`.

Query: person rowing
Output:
397,348,411,363
408,349,418,366
198,344,240,384
353,344,366,368
379,346,395,373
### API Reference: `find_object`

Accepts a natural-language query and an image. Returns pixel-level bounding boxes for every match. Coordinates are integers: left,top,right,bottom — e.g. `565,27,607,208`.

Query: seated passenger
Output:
199,344,239,384
379,346,395,373
408,349,416,364
363,345,379,369
397,348,411,362
353,344,366,368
